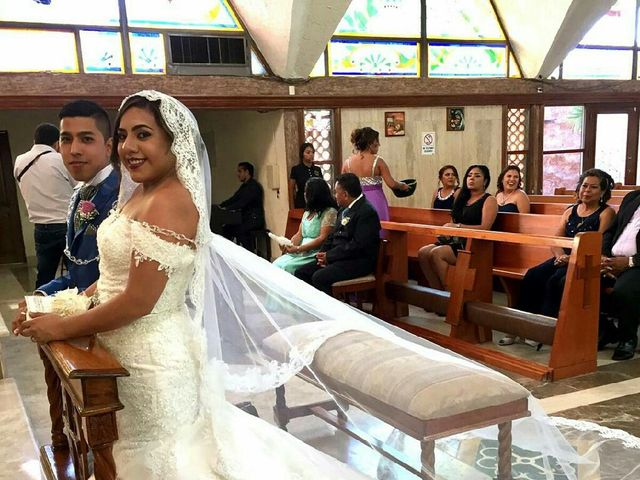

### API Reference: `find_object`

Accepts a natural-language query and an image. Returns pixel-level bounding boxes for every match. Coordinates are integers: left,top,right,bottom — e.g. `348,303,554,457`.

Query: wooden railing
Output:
39,337,128,480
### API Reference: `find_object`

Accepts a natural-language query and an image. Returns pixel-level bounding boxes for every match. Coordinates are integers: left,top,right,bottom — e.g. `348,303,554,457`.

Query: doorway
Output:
0,131,26,264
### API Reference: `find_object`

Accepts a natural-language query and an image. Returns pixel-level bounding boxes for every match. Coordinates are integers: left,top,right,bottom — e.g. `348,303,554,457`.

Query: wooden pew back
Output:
530,194,623,205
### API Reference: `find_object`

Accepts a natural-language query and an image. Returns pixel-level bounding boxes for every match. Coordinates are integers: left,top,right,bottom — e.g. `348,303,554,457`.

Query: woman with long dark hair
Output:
289,142,322,209
496,164,530,213
418,164,497,290
274,177,337,274
432,164,460,209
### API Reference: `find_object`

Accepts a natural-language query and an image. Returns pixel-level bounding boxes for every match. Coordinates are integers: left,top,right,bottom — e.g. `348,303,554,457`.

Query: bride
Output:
16,91,640,479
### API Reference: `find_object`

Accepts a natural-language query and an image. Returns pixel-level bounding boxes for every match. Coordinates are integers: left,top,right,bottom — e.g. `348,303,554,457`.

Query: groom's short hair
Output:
335,173,362,198
59,100,111,141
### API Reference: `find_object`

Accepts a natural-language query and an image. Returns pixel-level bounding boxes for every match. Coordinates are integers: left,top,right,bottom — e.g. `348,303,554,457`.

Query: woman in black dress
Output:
418,164,498,290
496,165,530,213
517,169,615,319
432,164,460,210
289,143,322,209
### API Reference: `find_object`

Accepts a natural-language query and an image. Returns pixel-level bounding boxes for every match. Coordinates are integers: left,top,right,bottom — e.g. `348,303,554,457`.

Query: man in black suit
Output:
220,161,265,250
295,173,381,295
600,189,640,361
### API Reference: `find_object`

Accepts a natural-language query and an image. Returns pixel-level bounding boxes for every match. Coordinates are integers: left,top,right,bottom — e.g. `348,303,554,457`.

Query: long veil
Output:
118,91,640,479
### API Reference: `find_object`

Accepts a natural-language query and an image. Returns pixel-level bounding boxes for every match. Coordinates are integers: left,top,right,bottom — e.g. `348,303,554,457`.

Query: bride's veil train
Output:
119,90,640,479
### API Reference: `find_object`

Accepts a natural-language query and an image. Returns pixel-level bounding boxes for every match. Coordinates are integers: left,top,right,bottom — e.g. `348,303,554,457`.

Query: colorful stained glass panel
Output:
428,43,506,77
334,0,421,38
426,0,504,40
329,40,419,76
129,32,166,74
125,0,241,31
562,48,632,79
0,29,78,73
582,0,635,47
0,0,119,26
80,30,124,74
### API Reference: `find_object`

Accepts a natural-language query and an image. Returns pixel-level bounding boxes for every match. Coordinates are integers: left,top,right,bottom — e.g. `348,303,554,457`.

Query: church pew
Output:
555,186,634,197
530,194,623,205
379,223,601,381
39,338,129,480
614,184,640,190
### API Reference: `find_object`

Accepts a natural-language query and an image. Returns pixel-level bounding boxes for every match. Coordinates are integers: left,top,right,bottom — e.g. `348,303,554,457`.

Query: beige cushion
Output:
264,328,529,435
332,275,375,287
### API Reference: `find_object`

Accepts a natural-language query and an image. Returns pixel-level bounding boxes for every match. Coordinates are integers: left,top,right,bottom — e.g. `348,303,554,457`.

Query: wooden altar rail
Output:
40,337,129,480
378,222,602,381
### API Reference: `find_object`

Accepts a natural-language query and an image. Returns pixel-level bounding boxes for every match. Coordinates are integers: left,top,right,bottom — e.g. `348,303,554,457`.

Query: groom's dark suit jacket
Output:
321,196,381,271
39,169,119,295
603,189,640,266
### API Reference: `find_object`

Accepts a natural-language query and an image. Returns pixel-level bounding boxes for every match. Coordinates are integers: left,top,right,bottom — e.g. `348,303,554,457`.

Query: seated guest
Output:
517,169,615,320
418,165,497,290
220,161,265,250
496,165,530,213
274,178,337,274
289,143,322,209
599,188,640,360
431,164,460,209
295,173,380,295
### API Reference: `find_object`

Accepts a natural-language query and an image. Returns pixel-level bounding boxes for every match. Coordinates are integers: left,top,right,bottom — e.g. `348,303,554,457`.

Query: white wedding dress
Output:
95,211,369,479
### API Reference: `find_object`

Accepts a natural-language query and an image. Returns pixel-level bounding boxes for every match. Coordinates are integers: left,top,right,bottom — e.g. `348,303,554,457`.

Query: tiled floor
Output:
1,264,639,479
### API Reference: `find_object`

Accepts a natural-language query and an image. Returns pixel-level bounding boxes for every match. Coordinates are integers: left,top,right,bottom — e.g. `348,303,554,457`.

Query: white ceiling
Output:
232,0,618,79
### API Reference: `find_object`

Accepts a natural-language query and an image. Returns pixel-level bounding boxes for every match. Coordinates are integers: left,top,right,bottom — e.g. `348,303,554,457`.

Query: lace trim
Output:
551,417,640,449
132,250,176,275
437,188,455,201
113,210,197,248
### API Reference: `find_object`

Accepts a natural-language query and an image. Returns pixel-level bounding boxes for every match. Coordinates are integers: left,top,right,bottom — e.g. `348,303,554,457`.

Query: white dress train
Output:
95,211,369,479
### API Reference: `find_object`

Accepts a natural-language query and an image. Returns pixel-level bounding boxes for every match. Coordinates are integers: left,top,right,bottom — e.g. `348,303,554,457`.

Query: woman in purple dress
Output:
342,127,408,235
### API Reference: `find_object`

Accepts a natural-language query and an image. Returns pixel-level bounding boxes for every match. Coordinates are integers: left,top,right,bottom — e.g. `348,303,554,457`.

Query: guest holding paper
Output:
274,178,337,274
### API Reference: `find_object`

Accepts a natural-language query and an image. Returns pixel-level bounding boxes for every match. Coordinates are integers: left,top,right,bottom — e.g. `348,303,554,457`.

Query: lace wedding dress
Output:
95,211,370,479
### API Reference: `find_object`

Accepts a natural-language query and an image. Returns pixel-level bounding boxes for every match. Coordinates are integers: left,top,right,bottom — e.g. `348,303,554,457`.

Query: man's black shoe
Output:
598,326,619,351
612,339,637,361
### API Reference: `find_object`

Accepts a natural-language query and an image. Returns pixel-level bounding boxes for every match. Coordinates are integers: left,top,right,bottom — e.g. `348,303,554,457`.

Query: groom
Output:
13,100,118,449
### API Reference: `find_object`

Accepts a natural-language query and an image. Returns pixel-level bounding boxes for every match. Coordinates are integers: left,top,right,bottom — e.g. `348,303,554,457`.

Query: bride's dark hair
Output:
111,96,174,166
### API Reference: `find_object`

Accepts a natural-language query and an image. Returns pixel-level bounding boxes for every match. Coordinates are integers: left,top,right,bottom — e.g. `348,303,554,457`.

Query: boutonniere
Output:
78,200,99,223
341,216,351,226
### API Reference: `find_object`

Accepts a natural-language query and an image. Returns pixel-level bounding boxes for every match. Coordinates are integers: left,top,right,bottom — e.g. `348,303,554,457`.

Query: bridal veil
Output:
116,90,640,479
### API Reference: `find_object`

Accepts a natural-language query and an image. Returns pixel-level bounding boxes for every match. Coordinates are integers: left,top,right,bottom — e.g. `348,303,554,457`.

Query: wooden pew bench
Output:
283,207,566,308
530,194,623,205
264,327,530,480
380,223,601,381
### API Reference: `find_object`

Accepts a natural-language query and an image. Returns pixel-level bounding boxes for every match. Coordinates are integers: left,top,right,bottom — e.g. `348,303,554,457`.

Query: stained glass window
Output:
426,0,504,40
505,107,529,181
334,0,421,38
329,40,419,76
129,32,166,74
0,29,78,73
562,48,632,80
428,43,506,77
125,0,241,31
0,0,119,26
80,30,123,74
581,0,635,47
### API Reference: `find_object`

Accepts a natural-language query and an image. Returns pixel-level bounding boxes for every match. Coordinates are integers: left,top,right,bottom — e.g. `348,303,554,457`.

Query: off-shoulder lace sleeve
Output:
321,208,337,228
130,220,196,275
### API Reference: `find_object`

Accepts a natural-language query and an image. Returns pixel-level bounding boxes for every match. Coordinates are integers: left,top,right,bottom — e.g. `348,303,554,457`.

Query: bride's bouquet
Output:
25,288,91,318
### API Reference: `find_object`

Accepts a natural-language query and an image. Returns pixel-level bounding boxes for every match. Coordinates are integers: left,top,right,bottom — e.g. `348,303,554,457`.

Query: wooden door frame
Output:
584,104,639,185
0,130,27,264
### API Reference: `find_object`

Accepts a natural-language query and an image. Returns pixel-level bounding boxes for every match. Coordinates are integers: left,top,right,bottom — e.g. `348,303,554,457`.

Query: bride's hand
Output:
18,313,68,343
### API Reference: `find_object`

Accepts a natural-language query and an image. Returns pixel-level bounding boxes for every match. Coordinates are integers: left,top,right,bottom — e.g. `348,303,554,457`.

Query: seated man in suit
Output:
220,161,265,250
12,99,118,449
295,173,381,295
600,189,640,361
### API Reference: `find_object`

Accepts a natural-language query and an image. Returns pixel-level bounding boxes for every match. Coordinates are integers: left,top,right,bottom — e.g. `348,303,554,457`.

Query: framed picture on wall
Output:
447,107,465,131
385,111,405,137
